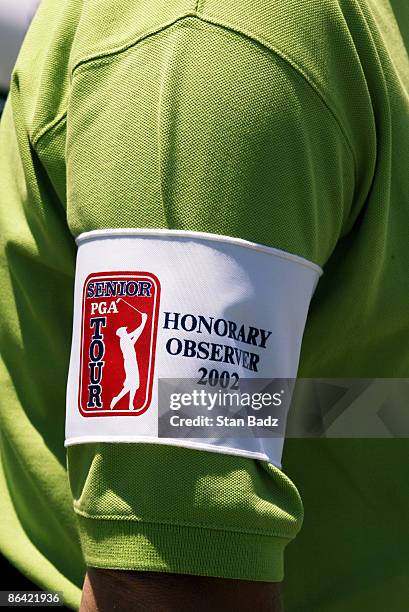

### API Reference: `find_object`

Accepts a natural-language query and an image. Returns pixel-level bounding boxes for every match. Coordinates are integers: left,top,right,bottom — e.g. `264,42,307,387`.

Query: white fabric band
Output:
65,229,322,468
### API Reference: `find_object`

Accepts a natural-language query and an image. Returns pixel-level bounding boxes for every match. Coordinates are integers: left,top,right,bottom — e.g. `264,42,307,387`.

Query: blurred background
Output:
0,554,71,609
0,0,40,115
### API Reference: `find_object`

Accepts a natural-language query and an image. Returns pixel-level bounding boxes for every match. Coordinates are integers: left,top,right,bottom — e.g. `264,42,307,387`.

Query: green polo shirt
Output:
0,0,408,609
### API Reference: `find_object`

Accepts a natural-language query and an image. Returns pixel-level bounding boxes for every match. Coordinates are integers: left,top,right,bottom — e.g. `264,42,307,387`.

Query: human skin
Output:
80,568,283,612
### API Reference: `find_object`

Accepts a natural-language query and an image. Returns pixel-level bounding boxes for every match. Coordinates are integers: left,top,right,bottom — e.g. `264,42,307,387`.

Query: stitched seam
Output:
34,13,357,190
32,110,67,147
72,12,196,73
198,15,358,183
70,13,357,181
73,506,295,539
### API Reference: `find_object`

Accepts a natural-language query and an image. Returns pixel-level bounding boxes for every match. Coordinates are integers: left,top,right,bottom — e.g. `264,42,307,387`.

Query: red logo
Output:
79,271,160,416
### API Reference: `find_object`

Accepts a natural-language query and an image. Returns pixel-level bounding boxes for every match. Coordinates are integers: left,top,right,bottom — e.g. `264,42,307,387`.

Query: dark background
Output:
0,555,71,610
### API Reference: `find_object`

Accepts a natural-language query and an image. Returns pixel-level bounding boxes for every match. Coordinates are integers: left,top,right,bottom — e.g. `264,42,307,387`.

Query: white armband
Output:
65,229,321,468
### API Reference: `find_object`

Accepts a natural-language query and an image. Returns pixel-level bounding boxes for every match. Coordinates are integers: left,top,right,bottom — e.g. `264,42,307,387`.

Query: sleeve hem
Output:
76,514,291,582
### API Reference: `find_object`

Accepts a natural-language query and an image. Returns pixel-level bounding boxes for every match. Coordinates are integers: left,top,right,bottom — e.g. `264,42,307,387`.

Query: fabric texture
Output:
68,444,299,580
0,1,408,610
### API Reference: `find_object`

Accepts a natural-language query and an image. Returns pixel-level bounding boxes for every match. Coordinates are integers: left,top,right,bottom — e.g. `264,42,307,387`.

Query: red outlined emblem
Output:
78,271,160,416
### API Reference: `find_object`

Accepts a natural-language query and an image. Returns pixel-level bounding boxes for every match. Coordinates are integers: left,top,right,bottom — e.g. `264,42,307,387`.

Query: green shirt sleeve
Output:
65,16,354,581
0,0,357,604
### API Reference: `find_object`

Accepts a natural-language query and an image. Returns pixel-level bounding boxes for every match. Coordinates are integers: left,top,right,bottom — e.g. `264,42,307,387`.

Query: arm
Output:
129,312,148,344
0,1,355,608
80,568,282,612
66,10,351,599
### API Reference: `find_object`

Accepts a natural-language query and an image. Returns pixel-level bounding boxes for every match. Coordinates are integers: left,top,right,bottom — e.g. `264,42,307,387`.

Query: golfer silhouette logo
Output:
110,297,148,411
79,271,160,417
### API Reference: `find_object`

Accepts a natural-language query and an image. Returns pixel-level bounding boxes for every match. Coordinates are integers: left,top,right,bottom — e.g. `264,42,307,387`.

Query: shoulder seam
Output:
32,109,67,147
33,11,358,182
71,12,196,74
196,14,358,184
